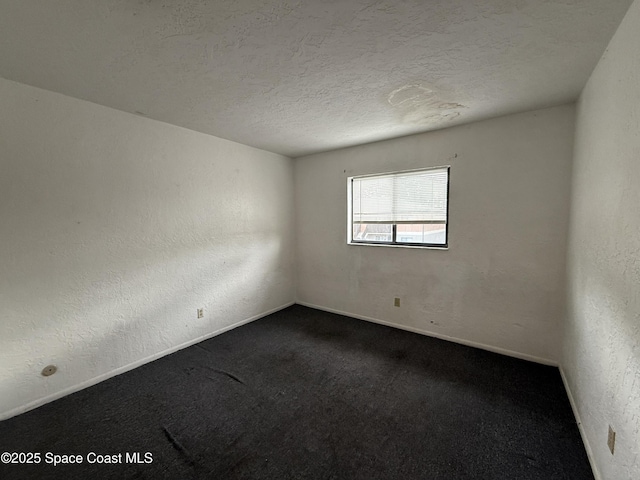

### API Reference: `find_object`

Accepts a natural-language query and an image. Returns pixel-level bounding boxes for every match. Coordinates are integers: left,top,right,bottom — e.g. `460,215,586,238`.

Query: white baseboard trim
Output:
559,366,601,480
0,301,295,421
296,301,558,367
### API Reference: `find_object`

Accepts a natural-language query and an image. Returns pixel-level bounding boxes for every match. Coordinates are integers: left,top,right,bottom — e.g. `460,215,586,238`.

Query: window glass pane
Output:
396,224,446,245
352,167,448,224
392,170,448,222
352,223,393,242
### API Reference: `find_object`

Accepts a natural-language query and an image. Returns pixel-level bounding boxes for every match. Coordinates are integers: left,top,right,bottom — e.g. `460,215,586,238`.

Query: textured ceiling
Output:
0,0,633,157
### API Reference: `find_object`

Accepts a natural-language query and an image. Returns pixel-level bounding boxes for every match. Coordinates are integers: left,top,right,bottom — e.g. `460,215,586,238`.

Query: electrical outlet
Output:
197,308,204,319
607,425,616,454
394,297,400,307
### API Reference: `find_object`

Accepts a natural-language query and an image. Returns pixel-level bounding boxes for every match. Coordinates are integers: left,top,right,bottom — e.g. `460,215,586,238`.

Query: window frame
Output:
347,166,450,250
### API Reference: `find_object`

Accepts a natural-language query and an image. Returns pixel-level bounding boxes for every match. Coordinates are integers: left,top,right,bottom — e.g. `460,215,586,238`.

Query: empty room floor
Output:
0,305,593,479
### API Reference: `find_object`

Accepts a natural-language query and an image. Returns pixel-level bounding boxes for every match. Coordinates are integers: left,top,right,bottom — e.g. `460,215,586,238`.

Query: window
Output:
348,166,449,248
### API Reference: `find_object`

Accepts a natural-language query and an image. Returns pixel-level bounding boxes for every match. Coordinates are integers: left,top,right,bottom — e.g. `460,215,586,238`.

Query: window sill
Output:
347,241,449,251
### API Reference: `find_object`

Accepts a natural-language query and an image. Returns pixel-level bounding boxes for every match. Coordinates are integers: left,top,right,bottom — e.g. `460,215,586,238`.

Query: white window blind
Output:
352,167,449,224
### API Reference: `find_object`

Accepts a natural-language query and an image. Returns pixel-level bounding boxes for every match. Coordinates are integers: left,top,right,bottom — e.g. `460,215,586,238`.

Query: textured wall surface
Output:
295,105,574,364
0,78,295,419
563,1,640,478
0,0,631,156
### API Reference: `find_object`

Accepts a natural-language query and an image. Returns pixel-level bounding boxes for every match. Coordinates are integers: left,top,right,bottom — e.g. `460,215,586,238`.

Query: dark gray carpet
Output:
0,305,593,479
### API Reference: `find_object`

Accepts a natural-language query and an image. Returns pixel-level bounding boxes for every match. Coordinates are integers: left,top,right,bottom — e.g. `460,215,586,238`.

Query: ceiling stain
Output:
387,85,434,107
387,84,467,126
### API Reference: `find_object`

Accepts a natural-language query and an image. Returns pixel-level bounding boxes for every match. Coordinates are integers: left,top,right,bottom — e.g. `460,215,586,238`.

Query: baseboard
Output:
296,301,558,367
0,301,295,421
559,366,601,480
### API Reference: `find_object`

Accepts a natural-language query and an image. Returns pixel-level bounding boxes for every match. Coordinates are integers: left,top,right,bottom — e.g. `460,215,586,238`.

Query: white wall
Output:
563,1,640,479
0,78,295,419
295,105,575,364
